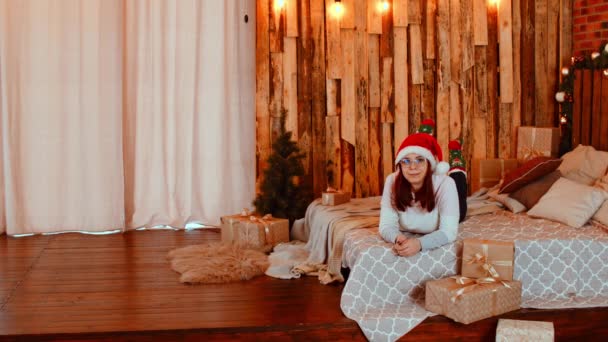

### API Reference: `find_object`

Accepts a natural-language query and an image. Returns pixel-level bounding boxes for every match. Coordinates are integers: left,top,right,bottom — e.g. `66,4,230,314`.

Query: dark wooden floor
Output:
0,229,606,341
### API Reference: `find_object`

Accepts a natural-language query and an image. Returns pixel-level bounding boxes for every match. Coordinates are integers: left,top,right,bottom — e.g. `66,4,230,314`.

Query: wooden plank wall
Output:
256,0,569,198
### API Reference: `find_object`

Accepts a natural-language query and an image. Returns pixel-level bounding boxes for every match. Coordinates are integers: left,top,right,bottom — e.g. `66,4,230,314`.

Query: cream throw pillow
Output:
488,189,526,214
592,200,608,228
559,145,608,185
528,177,606,228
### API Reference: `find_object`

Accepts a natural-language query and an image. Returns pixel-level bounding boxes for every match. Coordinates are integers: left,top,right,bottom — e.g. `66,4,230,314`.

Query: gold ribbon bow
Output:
465,243,513,280
449,276,512,303
247,214,273,244
520,146,545,162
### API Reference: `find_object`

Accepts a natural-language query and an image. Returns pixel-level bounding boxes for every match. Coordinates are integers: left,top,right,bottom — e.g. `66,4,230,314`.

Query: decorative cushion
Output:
509,170,562,209
528,177,606,228
488,189,527,214
559,144,608,185
499,157,562,194
592,200,608,228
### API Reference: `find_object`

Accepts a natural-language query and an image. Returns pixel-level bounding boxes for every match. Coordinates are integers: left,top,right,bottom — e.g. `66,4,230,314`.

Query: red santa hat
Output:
395,133,450,175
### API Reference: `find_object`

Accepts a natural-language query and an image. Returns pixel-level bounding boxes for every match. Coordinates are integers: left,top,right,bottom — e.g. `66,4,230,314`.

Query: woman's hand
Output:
393,236,421,257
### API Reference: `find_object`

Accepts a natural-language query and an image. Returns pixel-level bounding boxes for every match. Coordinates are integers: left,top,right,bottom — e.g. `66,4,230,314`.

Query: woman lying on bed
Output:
380,121,468,257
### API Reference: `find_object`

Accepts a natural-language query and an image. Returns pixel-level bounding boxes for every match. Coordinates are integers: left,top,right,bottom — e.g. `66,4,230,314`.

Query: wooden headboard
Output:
571,69,608,151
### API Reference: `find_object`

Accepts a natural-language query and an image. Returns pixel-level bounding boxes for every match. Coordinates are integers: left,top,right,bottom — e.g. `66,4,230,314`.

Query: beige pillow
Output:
528,177,606,228
592,200,608,228
594,173,608,192
559,145,608,185
488,189,526,214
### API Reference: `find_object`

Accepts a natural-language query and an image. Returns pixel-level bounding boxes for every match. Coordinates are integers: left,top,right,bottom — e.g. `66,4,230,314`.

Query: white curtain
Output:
0,0,255,235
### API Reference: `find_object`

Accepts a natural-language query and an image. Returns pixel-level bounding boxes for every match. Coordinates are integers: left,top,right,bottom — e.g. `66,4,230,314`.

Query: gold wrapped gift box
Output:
516,126,560,163
321,190,351,206
425,276,521,325
496,318,555,342
461,238,515,281
471,159,519,193
220,212,289,249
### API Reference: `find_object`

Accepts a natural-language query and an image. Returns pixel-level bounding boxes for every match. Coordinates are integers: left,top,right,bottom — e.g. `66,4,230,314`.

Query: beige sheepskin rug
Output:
167,242,270,284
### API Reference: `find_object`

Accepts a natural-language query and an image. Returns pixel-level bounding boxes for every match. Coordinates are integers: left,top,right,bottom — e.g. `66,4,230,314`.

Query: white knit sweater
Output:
379,171,460,250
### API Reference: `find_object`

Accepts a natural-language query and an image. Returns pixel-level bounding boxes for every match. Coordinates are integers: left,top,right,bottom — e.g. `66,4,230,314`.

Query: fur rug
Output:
167,242,269,284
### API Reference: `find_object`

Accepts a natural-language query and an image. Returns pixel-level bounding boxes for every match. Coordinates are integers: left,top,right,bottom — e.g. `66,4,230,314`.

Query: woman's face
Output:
399,153,429,187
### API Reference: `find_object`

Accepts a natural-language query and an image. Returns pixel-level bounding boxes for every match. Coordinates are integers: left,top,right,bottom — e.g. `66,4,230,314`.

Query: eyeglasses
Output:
399,157,427,168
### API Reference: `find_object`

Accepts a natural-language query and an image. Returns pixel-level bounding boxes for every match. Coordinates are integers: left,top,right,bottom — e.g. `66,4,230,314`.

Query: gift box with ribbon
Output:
496,318,555,342
461,238,515,281
425,276,521,325
322,187,351,206
220,210,289,248
516,127,560,163
471,159,520,193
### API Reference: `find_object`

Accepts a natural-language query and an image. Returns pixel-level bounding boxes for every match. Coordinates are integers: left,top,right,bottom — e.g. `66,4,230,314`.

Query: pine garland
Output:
556,42,608,154
253,110,313,228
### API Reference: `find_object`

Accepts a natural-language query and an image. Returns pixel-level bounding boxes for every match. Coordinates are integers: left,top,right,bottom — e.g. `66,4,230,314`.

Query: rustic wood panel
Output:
511,0,522,152
436,0,451,154
461,0,474,71
393,26,409,152
380,1,393,58
341,140,355,194
572,70,583,148
354,0,370,198
409,24,424,85
256,0,573,197
367,0,382,34
425,0,436,59
369,107,382,195
602,77,608,151
535,0,549,126
341,29,356,145
369,35,381,108
422,59,435,117
340,0,355,29
325,0,342,79
269,4,284,52
393,0,408,27
591,71,602,149
473,0,488,46
382,123,394,181
381,57,394,123
522,0,536,126
408,0,421,25
326,115,341,189
449,0,462,83
286,0,298,37
581,70,592,146
256,0,271,186
559,0,573,71
311,0,327,196
297,0,313,183
409,84,422,135
498,0,514,103
283,37,298,138
547,0,559,127
486,2,498,158
473,46,488,160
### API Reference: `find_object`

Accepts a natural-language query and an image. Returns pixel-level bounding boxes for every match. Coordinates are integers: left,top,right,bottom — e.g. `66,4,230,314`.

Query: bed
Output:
338,207,608,341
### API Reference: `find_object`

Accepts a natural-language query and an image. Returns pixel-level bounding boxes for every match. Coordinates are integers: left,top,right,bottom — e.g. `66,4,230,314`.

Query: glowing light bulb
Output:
274,0,286,11
332,2,344,19
591,52,600,60
377,1,390,13
604,69,608,77
560,116,567,124
561,67,569,76
489,0,499,7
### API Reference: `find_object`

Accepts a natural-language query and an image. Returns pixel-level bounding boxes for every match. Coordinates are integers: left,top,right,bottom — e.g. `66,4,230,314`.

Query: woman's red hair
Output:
391,162,436,212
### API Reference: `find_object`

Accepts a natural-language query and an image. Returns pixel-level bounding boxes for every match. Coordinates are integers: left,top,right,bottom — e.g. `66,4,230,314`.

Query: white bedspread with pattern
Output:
340,211,608,341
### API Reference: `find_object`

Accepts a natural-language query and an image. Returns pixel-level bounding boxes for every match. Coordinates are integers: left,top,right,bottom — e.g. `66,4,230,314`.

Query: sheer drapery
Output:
0,0,255,235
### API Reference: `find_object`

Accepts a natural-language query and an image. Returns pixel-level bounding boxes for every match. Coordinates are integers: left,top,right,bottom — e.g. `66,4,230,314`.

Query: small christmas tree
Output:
253,110,313,227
